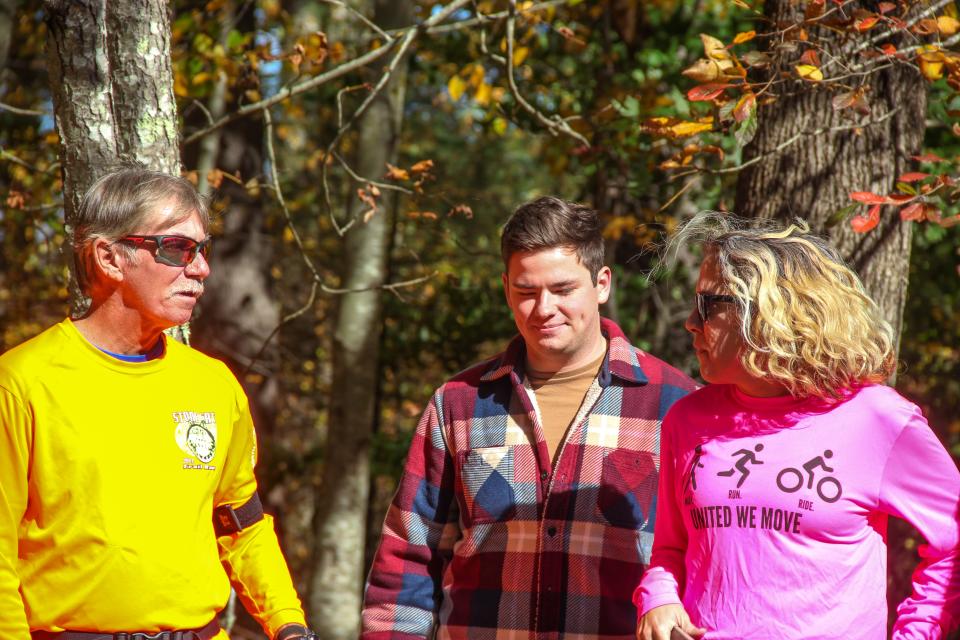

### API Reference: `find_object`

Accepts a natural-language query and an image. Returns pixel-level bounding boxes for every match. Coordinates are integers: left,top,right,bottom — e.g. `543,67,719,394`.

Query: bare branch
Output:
671,107,901,180
0,149,57,174
264,108,323,282
0,102,45,117
332,151,413,194
840,0,955,62
503,1,590,147
419,0,570,36
318,0,394,42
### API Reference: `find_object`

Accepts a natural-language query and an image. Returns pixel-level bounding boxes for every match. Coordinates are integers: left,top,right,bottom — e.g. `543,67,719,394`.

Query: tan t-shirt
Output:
527,349,605,463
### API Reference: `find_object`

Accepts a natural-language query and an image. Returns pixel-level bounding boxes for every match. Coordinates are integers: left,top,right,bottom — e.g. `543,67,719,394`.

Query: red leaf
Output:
849,191,888,204
897,172,930,182
877,2,896,14
687,83,732,101
899,202,924,221
851,204,881,233
855,15,880,31
880,43,897,56
912,152,946,163
888,193,917,203
799,49,821,67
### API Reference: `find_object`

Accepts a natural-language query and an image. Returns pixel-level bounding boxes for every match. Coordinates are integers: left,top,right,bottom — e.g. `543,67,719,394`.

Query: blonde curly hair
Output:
668,212,895,398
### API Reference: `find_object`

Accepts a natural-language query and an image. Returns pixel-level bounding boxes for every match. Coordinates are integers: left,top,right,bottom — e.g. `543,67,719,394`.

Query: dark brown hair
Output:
500,196,604,284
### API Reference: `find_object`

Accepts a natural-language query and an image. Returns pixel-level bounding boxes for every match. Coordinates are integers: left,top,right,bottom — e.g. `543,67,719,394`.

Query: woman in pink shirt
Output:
635,215,960,640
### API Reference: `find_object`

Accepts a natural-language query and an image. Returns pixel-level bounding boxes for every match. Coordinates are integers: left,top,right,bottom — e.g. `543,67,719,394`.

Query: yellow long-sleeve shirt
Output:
0,320,305,639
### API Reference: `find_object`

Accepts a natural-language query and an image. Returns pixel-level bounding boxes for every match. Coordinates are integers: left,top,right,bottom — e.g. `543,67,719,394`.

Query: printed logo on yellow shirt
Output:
173,411,218,470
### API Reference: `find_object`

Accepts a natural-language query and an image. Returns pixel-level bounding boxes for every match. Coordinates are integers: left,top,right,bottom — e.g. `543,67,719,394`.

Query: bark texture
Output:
734,0,926,358
308,0,414,635
45,0,180,316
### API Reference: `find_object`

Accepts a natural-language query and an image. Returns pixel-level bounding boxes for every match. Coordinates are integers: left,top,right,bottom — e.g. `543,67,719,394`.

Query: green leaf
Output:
826,203,858,228
896,182,918,195
735,109,758,149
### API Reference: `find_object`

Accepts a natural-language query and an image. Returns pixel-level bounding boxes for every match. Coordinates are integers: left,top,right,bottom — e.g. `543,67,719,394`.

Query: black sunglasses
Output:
118,234,212,267
696,293,736,322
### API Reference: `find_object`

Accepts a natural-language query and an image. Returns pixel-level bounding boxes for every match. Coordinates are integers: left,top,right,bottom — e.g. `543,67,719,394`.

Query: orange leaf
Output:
912,152,945,163
881,44,898,56
877,2,896,13
733,92,757,123
687,83,732,101
732,31,756,45
850,204,881,233
855,15,880,31
411,159,435,174
850,191,888,204
888,193,916,203
899,202,925,221
385,163,410,181
897,172,930,183
799,49,821,67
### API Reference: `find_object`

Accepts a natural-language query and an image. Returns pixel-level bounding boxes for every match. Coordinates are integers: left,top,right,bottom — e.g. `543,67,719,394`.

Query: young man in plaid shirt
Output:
362,197,697,640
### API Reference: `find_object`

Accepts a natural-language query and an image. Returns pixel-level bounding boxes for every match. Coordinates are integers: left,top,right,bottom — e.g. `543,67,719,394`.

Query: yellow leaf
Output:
670,120,714,137
937,15,960,36
447,75,466,101
733,30,756,44
795,64,823,81
468,63,485,87
492,117,508,135
682,59,723,83
512,46,530,67
475,81,492,106
192,72,211,85
918,46,946,81
700,33,729,61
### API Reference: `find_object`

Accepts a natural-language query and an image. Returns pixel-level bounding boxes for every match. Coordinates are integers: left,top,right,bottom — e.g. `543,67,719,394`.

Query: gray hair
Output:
73,168,208,291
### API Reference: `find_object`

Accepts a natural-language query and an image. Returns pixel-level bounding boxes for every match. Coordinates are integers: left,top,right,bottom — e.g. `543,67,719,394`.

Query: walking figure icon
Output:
776,449,843,503
684,444,705,493
717,443,764,488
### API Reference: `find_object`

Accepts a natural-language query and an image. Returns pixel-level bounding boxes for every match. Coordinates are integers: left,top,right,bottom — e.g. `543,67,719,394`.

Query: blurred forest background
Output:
2,0,959,637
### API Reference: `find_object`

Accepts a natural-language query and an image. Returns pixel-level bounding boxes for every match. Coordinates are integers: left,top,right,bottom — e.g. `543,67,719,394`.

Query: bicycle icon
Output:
776,450,842,504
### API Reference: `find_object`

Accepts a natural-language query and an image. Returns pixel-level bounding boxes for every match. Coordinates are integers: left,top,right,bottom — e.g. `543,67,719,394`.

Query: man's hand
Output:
636,604,706,640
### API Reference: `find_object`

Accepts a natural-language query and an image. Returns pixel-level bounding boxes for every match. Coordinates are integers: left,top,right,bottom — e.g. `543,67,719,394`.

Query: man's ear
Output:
91,238,126,284
596,265,612,304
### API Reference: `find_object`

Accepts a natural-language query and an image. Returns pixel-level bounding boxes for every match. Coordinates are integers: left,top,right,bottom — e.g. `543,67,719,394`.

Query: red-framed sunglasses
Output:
117,234,212,267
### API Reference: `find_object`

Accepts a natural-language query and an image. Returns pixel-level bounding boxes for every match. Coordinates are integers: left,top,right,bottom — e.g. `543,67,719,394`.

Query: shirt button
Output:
540,471,548,481
547,526,557,537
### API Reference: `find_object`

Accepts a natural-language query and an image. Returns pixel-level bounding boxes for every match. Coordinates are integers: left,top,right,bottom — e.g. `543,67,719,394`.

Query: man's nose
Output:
185,250,211,279
533,291,556,316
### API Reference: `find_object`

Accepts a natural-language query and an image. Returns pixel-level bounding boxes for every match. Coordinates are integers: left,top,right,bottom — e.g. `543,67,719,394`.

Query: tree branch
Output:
503,1,590,147
0,102,45,117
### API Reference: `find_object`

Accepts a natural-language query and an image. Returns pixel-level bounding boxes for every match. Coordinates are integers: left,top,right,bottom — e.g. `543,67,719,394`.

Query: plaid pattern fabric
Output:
362,319,696,640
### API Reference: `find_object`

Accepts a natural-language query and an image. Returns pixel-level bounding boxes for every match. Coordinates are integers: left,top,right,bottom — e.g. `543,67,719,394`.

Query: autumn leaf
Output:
447,204,474,219
850,204,881,233
206,168,225,189
880,44,898,57
641,116,714,138
850,191,888,204
682,59,726,83
385,163,409,181
831,87,869,115
742,51,771,68
898,172,930,183
700,33,730,61
796,64,823,81
899,202,925,221
363,208,377,223
877,2,896,14
918,47,946,81
5,190,25,209
938,16,960,35
854,15,880,31
799,49,821,67
447,75,466,101
732,31,756,45
411,159,435,174
912,152,946,163
733,91,757,123
687,83,732,101
914,18,940,35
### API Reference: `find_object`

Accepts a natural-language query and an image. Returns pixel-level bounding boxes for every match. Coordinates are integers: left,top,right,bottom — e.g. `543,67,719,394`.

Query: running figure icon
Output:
717,443,764,488
684,444,706,493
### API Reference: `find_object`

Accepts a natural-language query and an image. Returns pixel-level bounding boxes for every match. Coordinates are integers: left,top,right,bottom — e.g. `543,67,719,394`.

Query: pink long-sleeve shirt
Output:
635,383,960,639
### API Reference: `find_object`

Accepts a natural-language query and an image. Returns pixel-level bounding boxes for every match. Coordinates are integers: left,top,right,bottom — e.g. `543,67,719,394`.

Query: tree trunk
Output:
44,0,180,317
734,0,926,360
308,0,414,635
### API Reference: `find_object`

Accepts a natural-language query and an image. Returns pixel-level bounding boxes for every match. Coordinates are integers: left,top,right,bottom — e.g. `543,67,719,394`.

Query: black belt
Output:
31,618,220,640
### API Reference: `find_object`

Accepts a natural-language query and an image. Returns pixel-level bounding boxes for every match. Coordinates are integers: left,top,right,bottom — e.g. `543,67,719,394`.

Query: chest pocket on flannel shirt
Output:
596,448,658,529
458,445,517,524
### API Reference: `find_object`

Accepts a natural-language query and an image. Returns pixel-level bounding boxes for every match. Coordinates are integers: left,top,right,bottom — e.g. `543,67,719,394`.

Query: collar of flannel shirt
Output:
479,317,649,387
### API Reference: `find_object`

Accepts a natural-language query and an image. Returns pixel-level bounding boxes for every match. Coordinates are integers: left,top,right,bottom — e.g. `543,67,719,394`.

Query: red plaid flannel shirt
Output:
362,319,696,639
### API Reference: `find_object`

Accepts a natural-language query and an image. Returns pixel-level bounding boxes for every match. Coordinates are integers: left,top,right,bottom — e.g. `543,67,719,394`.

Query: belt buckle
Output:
129,633,174,640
